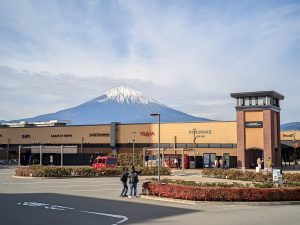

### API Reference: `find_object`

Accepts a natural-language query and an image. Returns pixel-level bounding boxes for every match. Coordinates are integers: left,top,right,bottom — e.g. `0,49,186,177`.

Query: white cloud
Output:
0,1,299,123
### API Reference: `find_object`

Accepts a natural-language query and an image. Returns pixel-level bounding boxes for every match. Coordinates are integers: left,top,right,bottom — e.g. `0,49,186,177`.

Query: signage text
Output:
245,121,263,128
89,133,110,137
50,134,72,138
140,131,155,137
22,134,31,139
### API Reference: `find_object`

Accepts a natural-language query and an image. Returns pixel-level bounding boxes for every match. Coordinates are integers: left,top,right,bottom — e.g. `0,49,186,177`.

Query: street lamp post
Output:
131,132,136,166
150,113,161,182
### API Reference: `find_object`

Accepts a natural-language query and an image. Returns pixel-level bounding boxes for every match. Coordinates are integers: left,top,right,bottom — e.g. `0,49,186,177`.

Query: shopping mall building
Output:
0,91,299,169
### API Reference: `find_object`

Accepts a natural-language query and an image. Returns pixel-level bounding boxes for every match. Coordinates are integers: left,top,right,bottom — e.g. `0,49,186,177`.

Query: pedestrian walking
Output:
128,166,143,198
174,158,178,169
28,154,33,166
223,157,227,170
120,167,129,197
50,155,54,166
89,154,95,166
219,157,224,169
214,158,218,169
257,157,263,170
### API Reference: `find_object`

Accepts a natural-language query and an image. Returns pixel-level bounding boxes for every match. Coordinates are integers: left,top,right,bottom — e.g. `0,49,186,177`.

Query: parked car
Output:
92,156,118,170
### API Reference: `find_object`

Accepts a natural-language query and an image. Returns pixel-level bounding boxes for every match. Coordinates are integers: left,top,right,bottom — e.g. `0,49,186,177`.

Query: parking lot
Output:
1,167,300,225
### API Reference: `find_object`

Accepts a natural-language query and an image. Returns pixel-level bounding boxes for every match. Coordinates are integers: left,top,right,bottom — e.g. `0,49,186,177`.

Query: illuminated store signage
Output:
89,133,110,137
21,134,31,139
245,121,263,128
50,134,72,138
140,131,155,137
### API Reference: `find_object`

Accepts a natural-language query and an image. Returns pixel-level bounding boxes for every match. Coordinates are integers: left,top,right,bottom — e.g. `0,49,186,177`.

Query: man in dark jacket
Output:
120,167,129,197
128,166,142,198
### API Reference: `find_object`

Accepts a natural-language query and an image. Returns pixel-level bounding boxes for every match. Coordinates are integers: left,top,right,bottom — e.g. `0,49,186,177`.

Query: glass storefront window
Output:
257,97,264,105
250,97,256,106
244,97,250,106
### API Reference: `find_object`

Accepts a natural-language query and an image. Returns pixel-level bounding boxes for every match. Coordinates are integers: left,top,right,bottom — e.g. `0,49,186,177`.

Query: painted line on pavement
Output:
82,210,128,225
17,201,128,225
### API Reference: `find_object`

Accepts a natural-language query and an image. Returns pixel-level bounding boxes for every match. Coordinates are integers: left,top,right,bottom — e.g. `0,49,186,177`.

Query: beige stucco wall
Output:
245,111,263,122
0,125,111,145
118,121,237,144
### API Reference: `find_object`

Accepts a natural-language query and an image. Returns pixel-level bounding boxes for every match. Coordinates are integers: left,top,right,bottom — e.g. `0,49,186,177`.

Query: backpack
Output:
120,172,128,182
130,171,138,183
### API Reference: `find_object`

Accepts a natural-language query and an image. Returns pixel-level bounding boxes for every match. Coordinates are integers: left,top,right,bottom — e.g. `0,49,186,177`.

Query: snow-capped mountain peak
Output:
95,86,159,105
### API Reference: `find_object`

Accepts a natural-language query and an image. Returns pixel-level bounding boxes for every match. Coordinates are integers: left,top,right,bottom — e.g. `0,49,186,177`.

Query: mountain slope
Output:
281,122,300,131
9,86,210,124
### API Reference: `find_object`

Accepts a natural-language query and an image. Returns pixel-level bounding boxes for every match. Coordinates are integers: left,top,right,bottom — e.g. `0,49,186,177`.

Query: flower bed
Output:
142,181,300,201
15,165,171,177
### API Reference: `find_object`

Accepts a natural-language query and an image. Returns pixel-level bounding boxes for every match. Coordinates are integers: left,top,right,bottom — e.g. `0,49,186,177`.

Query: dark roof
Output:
230,91,284,100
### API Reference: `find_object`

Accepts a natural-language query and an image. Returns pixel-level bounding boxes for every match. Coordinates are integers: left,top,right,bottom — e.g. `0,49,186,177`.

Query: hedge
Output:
15,165,171,177
142,181,300,201
201,169,300,183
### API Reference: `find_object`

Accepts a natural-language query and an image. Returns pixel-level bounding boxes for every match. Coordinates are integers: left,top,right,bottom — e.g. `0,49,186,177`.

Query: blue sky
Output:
0,0,300,123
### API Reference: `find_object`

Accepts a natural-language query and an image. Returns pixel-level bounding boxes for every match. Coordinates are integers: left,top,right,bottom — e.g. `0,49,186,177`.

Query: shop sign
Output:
189,129,212,138
21,134,31,139
282,133,296,138
140,131,155,137
245,121,263,128
89,133,110,137
50,134,72,138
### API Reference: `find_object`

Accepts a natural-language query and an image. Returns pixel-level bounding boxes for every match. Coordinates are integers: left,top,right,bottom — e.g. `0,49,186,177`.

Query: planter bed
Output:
142,181,300,201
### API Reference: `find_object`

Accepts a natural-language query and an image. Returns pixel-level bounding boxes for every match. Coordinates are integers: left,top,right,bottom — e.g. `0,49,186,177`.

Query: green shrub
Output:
15,165,170,177
202,169,272,182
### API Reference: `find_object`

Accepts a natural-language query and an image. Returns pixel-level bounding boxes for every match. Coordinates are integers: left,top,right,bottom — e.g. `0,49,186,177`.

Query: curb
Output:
12,175,34,179
140,195,300,206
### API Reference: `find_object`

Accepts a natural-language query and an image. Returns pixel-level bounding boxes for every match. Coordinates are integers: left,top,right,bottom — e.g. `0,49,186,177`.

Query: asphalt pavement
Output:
1,167,300,225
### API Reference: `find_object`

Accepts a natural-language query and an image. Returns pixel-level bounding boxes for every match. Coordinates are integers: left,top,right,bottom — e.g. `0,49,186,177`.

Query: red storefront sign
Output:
140,131,155,137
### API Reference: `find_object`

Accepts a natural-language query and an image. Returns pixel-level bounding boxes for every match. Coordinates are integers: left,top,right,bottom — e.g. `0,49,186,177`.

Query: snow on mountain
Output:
8,86,210,124
95,86,162,105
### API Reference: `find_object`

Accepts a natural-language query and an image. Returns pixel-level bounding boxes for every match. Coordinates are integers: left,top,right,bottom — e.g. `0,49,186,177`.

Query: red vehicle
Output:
92,156,118,170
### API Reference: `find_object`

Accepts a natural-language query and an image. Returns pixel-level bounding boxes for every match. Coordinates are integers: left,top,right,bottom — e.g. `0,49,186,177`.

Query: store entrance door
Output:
203,153,216,168
246,148,263,169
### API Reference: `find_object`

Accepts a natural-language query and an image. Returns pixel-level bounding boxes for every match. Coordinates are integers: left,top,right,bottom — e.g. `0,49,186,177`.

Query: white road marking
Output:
82,210,128,225
17,202,74,210
17,202,128,225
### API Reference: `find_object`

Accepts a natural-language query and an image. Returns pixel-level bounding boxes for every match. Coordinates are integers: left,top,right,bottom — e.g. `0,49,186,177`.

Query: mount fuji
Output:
7,86,210,124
